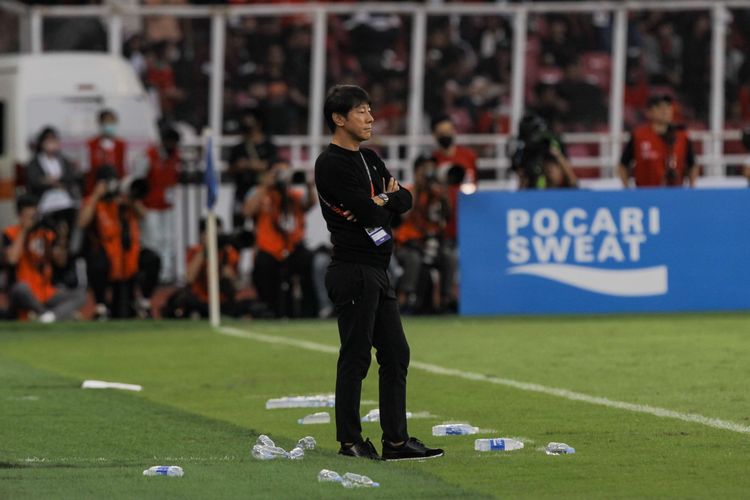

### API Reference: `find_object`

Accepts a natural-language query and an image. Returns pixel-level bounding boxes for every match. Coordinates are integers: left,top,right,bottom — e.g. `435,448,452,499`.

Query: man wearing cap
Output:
618,94,698,188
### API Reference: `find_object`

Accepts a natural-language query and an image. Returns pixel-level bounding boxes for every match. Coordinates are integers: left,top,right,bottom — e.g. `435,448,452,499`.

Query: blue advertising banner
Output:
458,189,750,315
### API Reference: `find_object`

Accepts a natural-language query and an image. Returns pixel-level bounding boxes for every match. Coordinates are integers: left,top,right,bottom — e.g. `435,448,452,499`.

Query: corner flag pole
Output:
203,128,221,328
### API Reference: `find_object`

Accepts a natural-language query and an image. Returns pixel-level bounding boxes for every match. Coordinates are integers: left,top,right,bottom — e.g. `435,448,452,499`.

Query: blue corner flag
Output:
204,137,218,211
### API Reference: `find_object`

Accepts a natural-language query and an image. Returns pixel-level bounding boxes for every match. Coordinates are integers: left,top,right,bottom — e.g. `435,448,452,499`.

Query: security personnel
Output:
85,109,127,196
315,85,443,461
618,94,698,187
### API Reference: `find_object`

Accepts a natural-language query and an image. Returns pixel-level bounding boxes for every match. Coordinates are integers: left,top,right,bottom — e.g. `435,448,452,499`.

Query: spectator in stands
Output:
228,109,277,229
642,19,682,88
540,15,578,68
618,94,698,188
431,114,477,243
394,156,455,314
3,194,86,322
78,166,161,319
555,57,607,128
25,127,81,201
141,127,181,284
145,40,185,122
162,218,238,319
243,160,316,318
85,109,127,197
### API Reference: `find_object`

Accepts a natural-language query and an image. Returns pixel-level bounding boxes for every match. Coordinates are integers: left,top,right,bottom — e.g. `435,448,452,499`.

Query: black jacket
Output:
315,144,412,268
25,154,81,200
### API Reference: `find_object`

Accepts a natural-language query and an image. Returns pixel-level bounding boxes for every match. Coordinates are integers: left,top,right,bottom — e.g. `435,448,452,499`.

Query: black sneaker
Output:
382,437,444,461
338,438,383,460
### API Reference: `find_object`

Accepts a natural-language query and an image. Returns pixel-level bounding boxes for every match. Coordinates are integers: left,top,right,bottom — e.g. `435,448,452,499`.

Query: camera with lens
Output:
425,164,466,187
511,113,562,189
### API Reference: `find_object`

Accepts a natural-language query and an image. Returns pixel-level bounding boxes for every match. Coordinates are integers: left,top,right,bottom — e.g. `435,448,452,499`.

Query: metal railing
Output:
3,0,750,180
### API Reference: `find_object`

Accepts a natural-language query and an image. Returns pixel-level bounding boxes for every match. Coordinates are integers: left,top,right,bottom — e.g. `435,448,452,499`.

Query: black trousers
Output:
253,246,317,318
325,260,410,444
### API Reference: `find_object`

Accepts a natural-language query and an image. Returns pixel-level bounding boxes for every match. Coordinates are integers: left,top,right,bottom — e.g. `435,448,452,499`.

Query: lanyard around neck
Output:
359,151,375,197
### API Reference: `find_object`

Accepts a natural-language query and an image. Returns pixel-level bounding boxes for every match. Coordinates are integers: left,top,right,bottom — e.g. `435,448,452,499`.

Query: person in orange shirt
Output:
78,166,160,319
3,194,86,322
394,156,455,313
244,160,316,317
141,127,181,283
162,218,239,319
85,109,127,196
618,94,699,188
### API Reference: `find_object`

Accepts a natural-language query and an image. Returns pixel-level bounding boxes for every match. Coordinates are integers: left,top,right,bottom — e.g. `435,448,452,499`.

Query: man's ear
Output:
332,112,346,128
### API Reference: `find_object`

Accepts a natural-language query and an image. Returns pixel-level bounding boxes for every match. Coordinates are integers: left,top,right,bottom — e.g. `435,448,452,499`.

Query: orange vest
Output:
255,189,305,261
395,185,446,245
186,244,239,302
632,124,689,187
92,198,140,281
86,136,127,196
3,225,57,303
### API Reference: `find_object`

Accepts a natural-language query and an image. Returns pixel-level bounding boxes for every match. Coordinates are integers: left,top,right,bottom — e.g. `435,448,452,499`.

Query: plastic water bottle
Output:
288,446,305,460
143,465,184,477
474,438,524,451
318,469,343,483
297,436,317,450
432,423,479,436
298,411,330,424
545,442,575,455
362,408,412,422
257,434,275,447
361,408,381,422
341,472,380,488
252,444,289,460
266,395,335,409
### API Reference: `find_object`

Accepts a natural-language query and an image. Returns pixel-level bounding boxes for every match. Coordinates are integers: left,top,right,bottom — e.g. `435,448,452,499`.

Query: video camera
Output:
511,113,562,188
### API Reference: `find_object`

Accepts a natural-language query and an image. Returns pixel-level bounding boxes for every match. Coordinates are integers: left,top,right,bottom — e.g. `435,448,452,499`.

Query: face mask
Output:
437,135,454,149
102,123,117,137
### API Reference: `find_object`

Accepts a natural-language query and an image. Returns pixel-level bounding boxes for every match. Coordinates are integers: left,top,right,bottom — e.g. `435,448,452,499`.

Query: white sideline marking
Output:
217,326,750,435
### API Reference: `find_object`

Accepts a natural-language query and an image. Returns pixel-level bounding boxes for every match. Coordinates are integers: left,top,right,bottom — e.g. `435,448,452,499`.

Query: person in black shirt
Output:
227,109,278,228
315,85,444,461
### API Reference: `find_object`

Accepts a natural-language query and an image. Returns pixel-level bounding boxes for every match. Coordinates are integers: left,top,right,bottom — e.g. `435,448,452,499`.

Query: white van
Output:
0,52,158,227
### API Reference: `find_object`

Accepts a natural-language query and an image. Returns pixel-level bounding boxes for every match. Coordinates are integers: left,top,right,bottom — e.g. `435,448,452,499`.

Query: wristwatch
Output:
377,193,389,205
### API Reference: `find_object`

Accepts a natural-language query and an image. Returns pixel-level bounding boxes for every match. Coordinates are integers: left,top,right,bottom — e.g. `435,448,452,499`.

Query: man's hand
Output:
384,177,400,193
342,210,357,221
92,180,109,200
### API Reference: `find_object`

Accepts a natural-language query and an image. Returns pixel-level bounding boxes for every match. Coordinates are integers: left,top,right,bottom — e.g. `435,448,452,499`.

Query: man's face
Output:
336,103,374,142
433,120,455,149
648,101,673,125
19,207,37,228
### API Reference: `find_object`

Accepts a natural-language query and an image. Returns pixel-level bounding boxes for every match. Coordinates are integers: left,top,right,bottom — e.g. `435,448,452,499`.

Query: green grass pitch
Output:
2,314,750,499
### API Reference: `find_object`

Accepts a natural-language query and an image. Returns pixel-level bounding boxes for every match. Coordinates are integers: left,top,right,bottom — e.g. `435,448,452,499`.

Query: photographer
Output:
243,160,317,318
3,194,86,322
162,218,239,319
431,115,477,242
618,94,698,188
512,113,578,190
78,166,160,319
394,156,456,313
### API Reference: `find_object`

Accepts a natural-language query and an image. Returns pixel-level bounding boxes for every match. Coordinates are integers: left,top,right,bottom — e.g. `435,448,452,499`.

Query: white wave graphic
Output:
507,263,668,297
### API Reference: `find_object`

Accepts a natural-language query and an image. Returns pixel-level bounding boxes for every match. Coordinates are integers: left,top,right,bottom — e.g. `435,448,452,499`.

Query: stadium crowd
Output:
3,2,750,323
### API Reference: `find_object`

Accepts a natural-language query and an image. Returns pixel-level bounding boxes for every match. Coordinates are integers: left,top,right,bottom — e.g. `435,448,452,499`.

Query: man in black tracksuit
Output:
315,84,443,461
